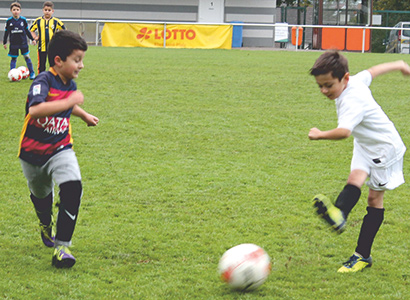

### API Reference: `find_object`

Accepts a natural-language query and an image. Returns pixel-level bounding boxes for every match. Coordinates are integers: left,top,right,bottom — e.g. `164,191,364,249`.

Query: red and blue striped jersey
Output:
19,68,77,166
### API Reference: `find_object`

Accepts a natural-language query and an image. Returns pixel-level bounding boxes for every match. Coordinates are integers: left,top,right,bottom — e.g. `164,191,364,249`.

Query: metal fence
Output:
0,17,403,53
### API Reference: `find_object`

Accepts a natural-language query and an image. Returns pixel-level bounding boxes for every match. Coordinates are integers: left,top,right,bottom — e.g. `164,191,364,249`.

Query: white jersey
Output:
336,70,406,168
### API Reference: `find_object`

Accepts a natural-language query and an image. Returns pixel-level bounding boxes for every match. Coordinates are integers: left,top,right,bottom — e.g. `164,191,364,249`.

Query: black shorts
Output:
8,46,30,58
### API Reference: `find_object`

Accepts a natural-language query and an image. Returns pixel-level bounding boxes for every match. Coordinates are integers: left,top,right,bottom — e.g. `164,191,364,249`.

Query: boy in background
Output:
2,2,36,79
309,51,409,273
30,1,65,74
19,30,98,268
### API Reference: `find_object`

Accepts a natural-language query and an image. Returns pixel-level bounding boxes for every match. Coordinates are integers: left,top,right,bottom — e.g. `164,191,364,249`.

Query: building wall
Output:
225,0,276,47
0,0,276,47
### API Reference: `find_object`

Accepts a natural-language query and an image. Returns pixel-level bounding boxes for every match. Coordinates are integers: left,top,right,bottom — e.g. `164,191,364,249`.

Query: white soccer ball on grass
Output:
218,243,271,291
17,66,30,79
8,68,22,82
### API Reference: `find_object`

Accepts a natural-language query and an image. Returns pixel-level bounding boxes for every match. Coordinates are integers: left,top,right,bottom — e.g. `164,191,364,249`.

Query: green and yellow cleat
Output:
338,253,372,273
313,194,346,234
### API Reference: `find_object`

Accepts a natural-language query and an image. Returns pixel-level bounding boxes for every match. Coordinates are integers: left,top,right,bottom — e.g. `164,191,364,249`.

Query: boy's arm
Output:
29,21,38,41
368,60,410,79
308,127,351,140
25,26,35,41
3,27,9,48
29,90,84,118
72,105,99,127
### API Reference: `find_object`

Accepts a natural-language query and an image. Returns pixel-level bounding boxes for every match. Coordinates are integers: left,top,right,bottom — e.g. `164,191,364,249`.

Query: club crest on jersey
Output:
33,84,41,95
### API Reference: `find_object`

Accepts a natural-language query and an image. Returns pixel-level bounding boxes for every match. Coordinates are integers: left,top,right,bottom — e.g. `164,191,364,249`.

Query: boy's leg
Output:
30,192,55,247
55,180,82,246
338,185,386,273
334,183,361,218
52,180,82,268
10,57,17,70
48,150,82,268
8,48,18,69
355,190,385,259
313,169,367,233
38,51,47,73
20,159,55,247
338,203,384,273
22,48,35,79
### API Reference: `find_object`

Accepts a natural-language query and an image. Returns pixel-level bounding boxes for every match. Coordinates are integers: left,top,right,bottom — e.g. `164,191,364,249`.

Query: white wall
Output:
0,0,276,47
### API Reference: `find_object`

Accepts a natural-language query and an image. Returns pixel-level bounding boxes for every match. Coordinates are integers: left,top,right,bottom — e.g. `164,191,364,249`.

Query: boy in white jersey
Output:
308,51,410,273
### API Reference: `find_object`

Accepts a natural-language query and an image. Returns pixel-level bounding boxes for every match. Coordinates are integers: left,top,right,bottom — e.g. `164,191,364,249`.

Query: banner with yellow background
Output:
102,23,232,49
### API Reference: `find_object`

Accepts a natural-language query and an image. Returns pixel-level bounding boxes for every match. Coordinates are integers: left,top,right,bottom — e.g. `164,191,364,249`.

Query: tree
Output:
373,0,410,11
276,0,312,7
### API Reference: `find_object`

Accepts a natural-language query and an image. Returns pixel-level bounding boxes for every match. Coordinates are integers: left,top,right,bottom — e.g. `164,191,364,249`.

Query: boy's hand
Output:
67,91,84,106
308,127,322,140
3,44,7,50
82,113,99,127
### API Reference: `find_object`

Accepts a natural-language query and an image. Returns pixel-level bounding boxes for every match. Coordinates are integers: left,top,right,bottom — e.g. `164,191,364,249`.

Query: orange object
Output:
321,28,345,50
291,26,303,46
346,28,370,51
321,27,371,51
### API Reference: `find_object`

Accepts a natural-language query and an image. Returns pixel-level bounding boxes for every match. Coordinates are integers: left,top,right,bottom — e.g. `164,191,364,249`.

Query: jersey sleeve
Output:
3,21,10,44
27,75,51,113
352,70,372,87
57,18,65,30
30,19,38,32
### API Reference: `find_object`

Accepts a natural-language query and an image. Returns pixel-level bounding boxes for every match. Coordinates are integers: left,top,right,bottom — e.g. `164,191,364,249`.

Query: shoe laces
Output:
343,255,360,267
56,245,72,254
40,223,52,237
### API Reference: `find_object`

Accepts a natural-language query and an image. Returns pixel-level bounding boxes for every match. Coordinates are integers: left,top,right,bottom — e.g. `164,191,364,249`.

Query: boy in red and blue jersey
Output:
2,2,35,79
19,30,98,268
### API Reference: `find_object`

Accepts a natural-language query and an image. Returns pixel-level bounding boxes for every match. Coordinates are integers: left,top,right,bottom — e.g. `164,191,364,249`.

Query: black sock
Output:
30,193,53,226
335,184,361,218
355,207,384,259
56,181,82,243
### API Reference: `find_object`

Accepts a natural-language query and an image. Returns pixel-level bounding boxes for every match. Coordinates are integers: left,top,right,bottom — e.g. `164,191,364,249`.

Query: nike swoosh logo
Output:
378,182,388,187
48,92,59,97
65,210,77,220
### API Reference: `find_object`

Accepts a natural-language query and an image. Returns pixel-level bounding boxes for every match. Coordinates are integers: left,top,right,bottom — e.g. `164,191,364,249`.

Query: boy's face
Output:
314,72,349,100
11,6,21,18
57,50,86,83
43,6,54,19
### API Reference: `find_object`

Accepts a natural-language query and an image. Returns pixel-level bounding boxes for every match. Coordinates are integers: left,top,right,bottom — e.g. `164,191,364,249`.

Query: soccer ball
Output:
218,243,271,291
17,66,30,79
8,68,22,82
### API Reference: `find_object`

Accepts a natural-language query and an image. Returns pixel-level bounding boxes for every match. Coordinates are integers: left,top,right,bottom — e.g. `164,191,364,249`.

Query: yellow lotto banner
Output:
101,23,232,49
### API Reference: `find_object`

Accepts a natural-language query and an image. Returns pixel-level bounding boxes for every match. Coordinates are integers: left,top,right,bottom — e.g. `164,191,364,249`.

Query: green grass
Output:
1,46,410,299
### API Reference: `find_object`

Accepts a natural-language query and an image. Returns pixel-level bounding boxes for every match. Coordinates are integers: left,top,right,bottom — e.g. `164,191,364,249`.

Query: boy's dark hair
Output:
43,1,54,9
10,2,21,10
310,51,349,81
48,30,88,67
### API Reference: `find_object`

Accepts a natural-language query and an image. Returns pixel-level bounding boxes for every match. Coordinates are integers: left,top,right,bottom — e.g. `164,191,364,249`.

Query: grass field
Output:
1,45,410,299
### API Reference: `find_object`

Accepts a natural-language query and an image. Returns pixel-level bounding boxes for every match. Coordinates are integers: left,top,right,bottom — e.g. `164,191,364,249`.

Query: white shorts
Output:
351,147,404,191
20,149,82,198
